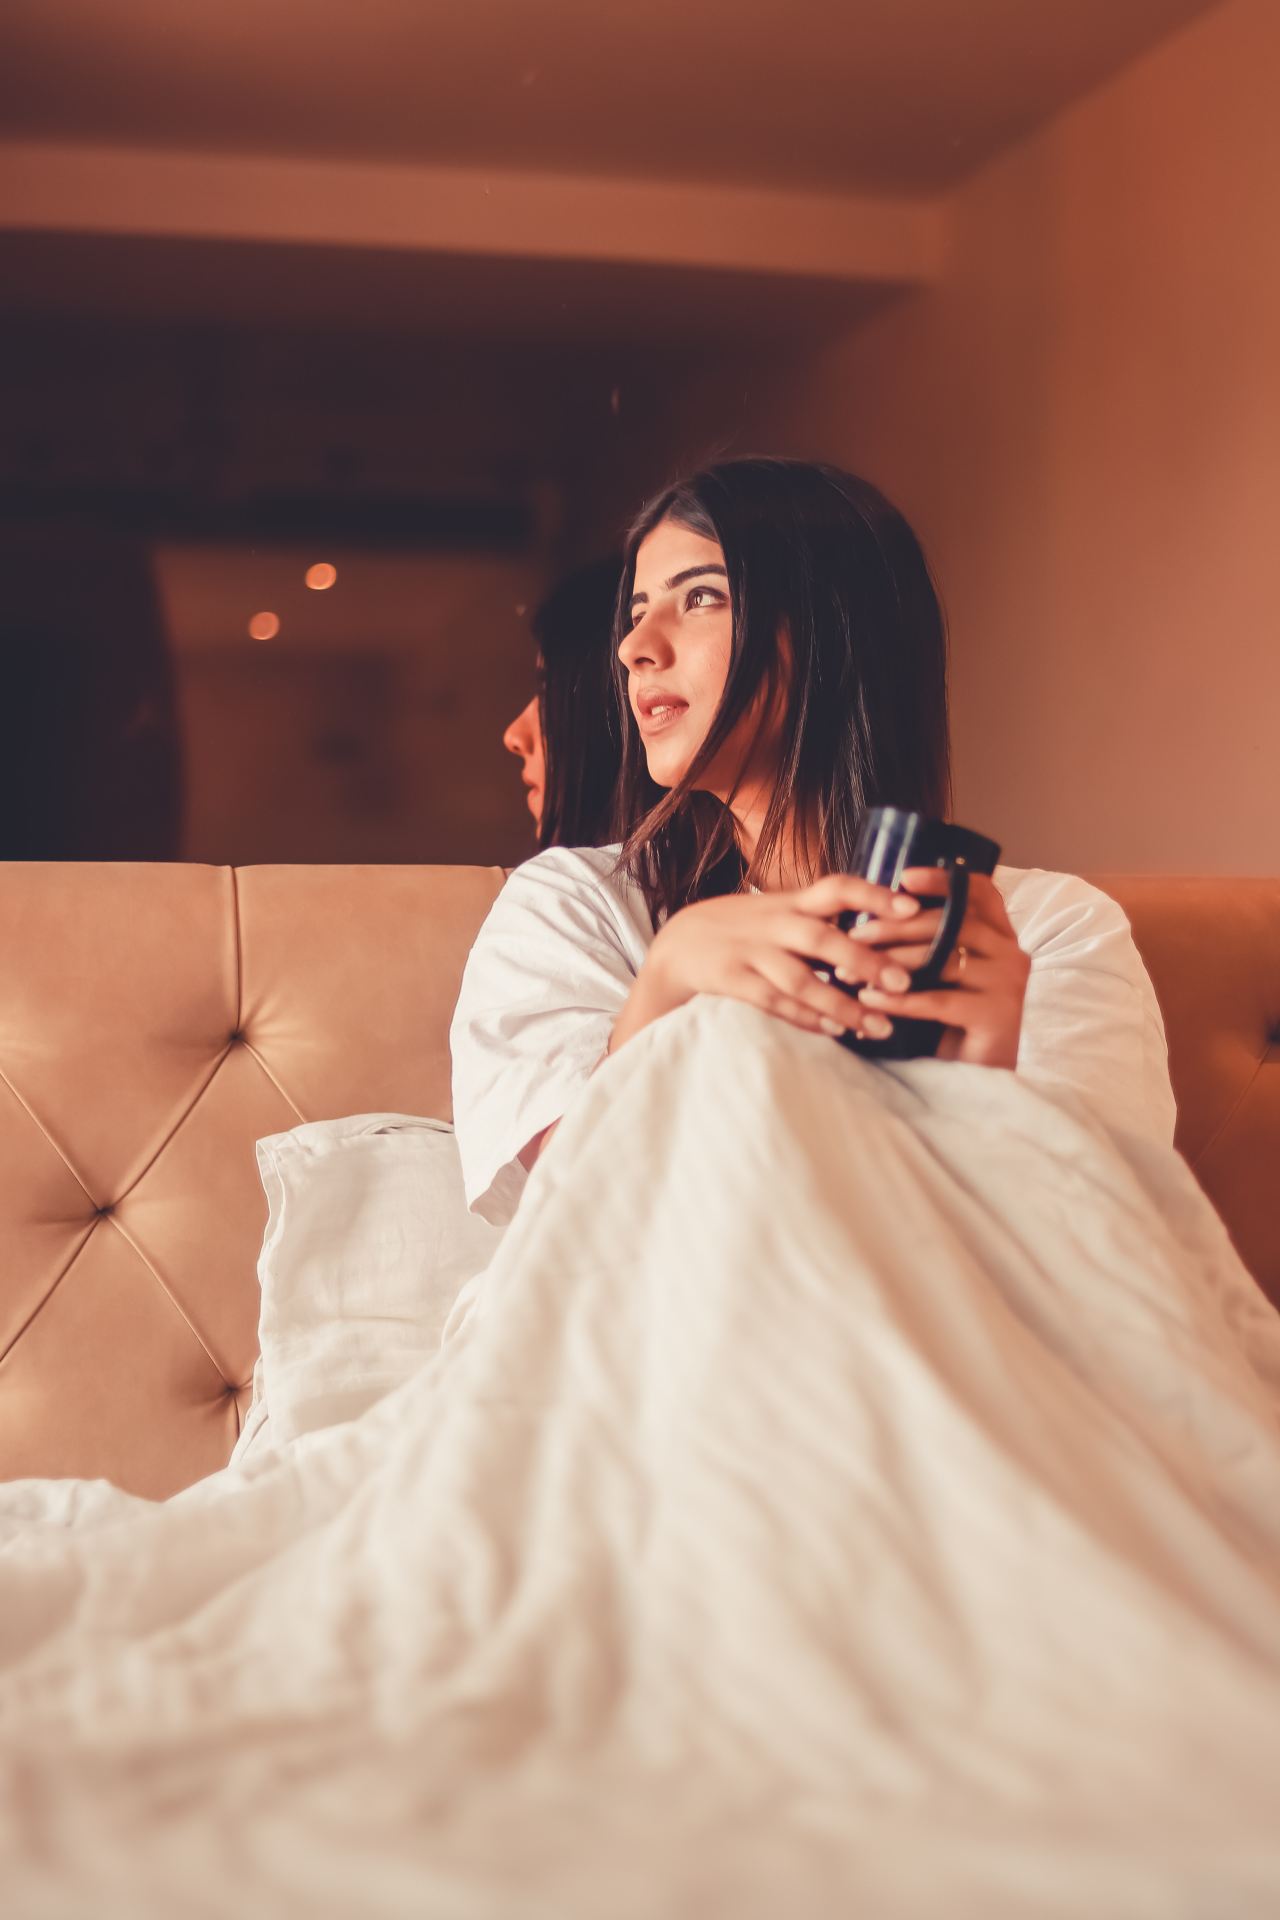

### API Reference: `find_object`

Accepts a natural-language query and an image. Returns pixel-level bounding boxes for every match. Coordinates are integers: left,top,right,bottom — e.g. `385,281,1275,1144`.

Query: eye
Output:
686,585,723,612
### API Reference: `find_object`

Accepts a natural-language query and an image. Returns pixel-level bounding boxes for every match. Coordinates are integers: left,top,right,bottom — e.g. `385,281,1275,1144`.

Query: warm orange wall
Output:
600,0,1278,875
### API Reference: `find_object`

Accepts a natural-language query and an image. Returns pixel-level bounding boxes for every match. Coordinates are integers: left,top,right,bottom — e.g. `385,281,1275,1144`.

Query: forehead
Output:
632,518,724,591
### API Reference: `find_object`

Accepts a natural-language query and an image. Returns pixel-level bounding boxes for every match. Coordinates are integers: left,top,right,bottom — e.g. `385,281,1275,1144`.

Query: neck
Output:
729,786,768,873
726,786,816,891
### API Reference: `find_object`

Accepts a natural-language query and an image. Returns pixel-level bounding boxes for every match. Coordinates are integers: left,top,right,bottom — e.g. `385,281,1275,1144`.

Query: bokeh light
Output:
248,611,280,642
305,562,338,591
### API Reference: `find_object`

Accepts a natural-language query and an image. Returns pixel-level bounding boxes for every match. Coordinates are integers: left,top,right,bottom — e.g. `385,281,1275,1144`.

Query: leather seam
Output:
229,864,244,1038
103,1211,233,1387
241,1038,307,1125
0,1065,98,1210
1188,1041,1269,1172
0,1222,98,1367
229,864,308,1116
110,1045,232,1208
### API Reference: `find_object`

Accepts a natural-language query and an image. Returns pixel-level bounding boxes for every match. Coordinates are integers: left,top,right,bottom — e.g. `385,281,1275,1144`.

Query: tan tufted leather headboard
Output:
1092,876,1278,1305
1,865,1276,1499
1,863,504,1498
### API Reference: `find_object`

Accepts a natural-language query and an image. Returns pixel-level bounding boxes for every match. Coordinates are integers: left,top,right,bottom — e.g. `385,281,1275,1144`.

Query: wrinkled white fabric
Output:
450,848,1176,1222
2,997,1278,1918
234,1114,504,1457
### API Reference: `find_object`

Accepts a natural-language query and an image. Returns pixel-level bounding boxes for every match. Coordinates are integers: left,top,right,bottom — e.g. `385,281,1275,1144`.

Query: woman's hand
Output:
852,868,1030,1068
611,874,928,1053
527,868,1028,1172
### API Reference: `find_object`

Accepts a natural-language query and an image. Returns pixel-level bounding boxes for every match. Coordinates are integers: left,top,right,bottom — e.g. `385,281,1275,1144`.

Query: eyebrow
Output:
629,563,728,610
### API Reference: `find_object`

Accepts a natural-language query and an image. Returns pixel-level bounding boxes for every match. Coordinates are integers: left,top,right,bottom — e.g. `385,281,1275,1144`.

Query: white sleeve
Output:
1010,872,1177,1149
449,853,640,1221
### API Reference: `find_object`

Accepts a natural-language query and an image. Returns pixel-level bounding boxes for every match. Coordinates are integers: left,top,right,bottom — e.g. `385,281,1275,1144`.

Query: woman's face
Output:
618,516,774,797
502,692,545,826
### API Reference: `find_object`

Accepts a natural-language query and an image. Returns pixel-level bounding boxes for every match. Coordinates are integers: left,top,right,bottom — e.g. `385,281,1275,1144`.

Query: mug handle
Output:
908,861,969,992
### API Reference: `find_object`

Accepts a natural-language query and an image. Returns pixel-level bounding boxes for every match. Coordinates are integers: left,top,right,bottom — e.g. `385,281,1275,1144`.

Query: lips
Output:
634,686,689,734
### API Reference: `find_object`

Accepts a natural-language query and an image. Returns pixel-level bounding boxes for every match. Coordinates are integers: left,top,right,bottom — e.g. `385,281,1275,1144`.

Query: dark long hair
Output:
613,458,950,923
532,554,624,850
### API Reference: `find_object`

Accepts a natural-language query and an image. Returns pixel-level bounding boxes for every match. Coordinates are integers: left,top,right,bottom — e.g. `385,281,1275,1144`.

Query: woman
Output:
454,459,1174,1223
502,555,623,848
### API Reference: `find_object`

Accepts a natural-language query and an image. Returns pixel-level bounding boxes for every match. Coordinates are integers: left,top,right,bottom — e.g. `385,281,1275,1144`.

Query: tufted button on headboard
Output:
0,863,1276,1499
0,862,504,1497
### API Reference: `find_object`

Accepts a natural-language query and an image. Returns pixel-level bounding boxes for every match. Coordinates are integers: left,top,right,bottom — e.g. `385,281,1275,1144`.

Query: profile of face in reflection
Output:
502,556,623,850
502,694,545,825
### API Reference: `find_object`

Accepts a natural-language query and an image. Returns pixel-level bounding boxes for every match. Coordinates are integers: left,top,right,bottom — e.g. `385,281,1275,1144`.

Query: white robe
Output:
450,847,1177,1221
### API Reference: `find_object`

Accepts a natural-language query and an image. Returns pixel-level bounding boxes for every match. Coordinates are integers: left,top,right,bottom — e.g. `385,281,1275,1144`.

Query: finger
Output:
752,952,869,1033
868,939,998,993
742,977,870,1040
857,982,980,1027
932,942,993,987
900,868,1007,930
797,874,925,926
775,919,937,995
863,942,934,970
845,906,944,948
850,900,1005,959
872,930,998,966
777,914,868,971
775,915,889,987
898,867,955,904
837,943,994,989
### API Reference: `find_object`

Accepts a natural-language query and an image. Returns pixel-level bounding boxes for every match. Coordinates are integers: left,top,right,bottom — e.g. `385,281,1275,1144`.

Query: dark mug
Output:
828,807,1002,1061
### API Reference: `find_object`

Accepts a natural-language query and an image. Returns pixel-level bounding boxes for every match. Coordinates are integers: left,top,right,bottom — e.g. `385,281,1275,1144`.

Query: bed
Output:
2,861,1279,1916
1,861,1275,1499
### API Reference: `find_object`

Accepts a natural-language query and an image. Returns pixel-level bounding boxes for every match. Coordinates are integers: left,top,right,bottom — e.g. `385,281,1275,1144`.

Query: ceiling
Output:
0,229,892,345
0,0,1220,194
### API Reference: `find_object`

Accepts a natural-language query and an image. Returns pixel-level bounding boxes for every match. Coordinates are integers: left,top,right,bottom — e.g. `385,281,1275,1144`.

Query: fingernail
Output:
834,967,857,984
882,965,910,992
821,1017,845,1037
862,1013,893,1039
892,895,920,916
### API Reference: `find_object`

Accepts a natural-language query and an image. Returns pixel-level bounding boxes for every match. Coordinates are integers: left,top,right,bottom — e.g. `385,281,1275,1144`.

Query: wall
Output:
590,0,1278,875
157,546,545,868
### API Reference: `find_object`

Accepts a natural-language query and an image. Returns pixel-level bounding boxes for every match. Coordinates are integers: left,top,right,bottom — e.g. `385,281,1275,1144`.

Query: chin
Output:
643,749,689,791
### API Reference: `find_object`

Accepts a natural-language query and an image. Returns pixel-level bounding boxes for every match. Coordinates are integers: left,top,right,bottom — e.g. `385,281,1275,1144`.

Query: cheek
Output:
684,625,734,710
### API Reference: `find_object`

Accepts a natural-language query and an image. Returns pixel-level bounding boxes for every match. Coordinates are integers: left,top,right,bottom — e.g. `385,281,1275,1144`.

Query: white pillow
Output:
230,1115,504,1464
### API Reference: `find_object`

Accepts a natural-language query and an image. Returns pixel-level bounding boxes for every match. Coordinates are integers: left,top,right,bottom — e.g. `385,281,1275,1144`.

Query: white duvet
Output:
3,996,1280,1919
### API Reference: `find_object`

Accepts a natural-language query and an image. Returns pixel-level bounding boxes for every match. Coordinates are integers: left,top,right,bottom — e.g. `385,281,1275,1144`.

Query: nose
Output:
503,696,538,761
617,609,673,675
